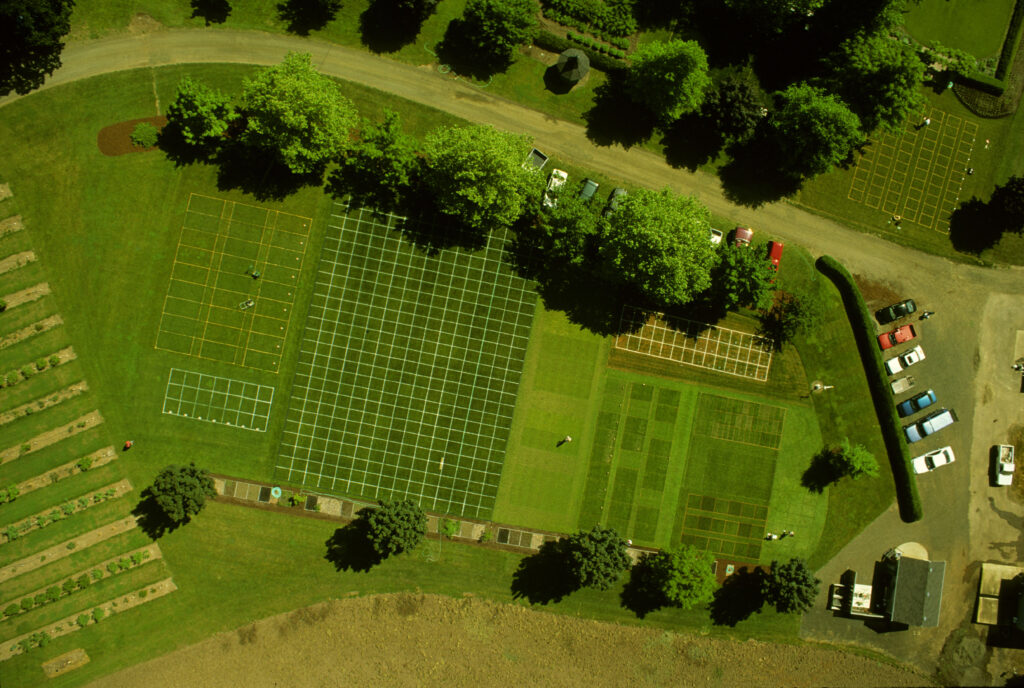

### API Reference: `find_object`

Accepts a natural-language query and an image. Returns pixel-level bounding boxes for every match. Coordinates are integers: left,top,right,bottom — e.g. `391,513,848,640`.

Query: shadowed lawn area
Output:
904,0,1016,59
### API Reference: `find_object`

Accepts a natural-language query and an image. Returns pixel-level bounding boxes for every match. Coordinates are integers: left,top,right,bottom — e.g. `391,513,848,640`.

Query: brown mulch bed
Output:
97,116,167,156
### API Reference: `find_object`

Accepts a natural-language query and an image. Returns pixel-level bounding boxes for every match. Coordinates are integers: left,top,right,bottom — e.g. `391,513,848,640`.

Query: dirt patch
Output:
0,184,12,202
0,314,63,351
0,215,23,238
87,594,930,688
97,117,167,156
0,381,88,427
14,446,117,498
0,407,101,465
0,516,138,585
0,250,36,276
43,649,90,678
853,274,903,312
128,13,164,35
2,282,50,309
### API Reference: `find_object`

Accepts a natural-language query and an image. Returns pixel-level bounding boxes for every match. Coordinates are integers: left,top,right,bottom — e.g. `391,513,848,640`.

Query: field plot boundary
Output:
680,492,767,563
615,306,773,381
162,368,274,432
692,392,787,449
155,193,311,372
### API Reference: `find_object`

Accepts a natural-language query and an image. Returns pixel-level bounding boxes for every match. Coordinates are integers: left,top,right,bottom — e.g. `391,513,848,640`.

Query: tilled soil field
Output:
88,594,931,687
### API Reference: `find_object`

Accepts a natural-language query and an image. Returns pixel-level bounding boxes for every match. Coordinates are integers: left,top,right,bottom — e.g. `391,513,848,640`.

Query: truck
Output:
994,444,1016,486
891,375,916,395
904,407,957,443
885,345,925,375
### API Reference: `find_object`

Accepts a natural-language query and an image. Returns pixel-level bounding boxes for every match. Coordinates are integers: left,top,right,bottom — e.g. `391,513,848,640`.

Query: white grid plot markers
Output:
162,368,274,432
615,306,773,381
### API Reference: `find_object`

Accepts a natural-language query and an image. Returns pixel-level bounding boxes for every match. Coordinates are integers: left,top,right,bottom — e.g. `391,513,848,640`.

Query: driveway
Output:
2,27,1023,678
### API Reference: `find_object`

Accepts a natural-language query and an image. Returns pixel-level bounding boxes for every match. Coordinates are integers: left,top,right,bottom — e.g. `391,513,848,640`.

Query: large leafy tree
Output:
422,124,541,232
830,439,880,479
165,77,237,153
447,0,538,73
0,0,74,96
329,109,419,211
240,52,358,176
364,499,426,558
564,526,632,591
630,545,717,610
757,287,819,349
626,40,712,123
762,558,820,614
711,243,776,311
148,463,216,525
598,188,717,307
989,175,1024,232
768,82,864,179
725,0,825,34
528,195,600,267
823,33,925,133
702,72,766,141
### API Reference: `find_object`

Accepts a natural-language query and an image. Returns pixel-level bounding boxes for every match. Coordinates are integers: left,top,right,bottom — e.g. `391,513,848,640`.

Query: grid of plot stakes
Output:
162,368,274,432
276,205,537,518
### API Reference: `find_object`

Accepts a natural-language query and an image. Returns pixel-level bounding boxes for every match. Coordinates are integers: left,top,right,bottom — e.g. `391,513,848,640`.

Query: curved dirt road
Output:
3,27,1023,678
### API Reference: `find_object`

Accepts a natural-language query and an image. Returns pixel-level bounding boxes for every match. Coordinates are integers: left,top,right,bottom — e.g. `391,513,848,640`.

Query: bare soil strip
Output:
87,593,929,688
1,577,177,661
12,446,117,498
0,185,12,202
0,381,88,427
0,251,36,276
0,345,76,387
0,314,63,351
43,648,90,677
0,409,103,465
0,543,162,611
0,215,22,239
0,479,132,544
0,516,139,584
1,282,50,310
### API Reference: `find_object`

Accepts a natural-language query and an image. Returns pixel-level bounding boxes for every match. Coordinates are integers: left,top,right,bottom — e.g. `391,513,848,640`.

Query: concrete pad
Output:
976,595,1001,625
980,562,1024,596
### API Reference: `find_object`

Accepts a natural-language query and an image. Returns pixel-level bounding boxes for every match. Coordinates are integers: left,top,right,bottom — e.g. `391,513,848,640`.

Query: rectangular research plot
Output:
162,368,274,432
276,204,538,519
615,306,773,381
155,193,311,372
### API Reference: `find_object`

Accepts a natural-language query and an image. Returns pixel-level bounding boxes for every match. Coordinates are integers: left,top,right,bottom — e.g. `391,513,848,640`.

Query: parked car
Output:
709,228,724,245
732,226,754,247
878,324,917,350
767,241,784,270
543,169,568,208
993,444,1016,486
897,389,936,417
603,188,627,217
578,178,599,201
911,446,956,474
904,408,957,443
884,345,925,375
876,299,917,324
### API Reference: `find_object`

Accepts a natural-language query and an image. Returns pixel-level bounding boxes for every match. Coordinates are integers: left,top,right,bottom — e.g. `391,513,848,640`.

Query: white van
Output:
904,408,957,443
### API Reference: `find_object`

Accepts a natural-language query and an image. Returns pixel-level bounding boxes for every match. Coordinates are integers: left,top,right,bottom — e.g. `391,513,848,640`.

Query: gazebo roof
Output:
556,48,590,83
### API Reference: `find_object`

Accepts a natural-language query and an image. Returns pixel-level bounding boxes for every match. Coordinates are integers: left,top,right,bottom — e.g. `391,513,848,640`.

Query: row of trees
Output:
143,464,820,619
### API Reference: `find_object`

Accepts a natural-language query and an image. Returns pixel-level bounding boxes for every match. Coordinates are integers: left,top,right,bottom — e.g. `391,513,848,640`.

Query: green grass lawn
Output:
904,0,1016,59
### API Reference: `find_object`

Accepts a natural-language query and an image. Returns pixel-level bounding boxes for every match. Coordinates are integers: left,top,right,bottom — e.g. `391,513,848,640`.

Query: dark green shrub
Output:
77,456,93,472
20,598,33,612
20,365,34,379
131,121,160,148
62,579,76,595
91,569,103,581
815,256,921,521
35,358,47,371
47,586,62,602
139,588,148,599
130,551,145,565
48,354,60,367
4,603,20,616
534,29,626,73
92,607,105,622
107,561,119,575
76,574,90,590
34,593,46,606
61,502,75,516
117,557,130,571
0,298,6,312
77,613,91,627
5,372,18,386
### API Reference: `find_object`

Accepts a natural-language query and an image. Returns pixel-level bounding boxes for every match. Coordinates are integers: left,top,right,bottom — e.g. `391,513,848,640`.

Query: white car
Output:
884,345,925,375
709,228,724,245
543,169,568,208
911,446,955,474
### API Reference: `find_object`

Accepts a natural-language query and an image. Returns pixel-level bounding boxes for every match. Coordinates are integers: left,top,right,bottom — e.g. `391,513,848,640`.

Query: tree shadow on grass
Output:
511,539,579,604
661,114,725,171
190,0,231,24
583,77,657,149
949,197,1006,254
324,519,383,573
215,142,318,201
277,0,342,35
132,490,179,540
435,19,510,81
156,125,214,167
620,555,668,618
359,0,426,53
801,447,845,493
709,567,765,626
719,135,802,207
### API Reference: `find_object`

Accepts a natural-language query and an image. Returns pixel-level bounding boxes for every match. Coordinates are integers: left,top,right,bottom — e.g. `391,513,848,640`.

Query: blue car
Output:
897,389,936,418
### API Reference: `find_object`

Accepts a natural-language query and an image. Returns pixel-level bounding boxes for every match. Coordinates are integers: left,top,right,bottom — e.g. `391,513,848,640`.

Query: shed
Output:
886,556,945,627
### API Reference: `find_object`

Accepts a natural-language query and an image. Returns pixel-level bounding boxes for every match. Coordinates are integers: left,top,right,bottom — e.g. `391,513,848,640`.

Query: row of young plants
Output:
541,0,637,39
566,31,628,59
0,352,62,389
1,550,151,619
0,318,59,352
0,454,99,506
1,485,122,543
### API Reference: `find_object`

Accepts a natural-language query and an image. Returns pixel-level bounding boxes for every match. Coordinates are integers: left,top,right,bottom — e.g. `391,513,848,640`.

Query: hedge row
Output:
1,353,63,389
2,551,150,619
996,0,1024,80
545,9,630,49
566,31,627,59
815,256,922,522
1,487,119,543
534,30,627,74
541,0,636,38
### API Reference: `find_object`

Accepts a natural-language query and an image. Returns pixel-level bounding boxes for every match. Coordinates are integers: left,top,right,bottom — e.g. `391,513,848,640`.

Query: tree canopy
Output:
823,33,926,133
725,0,826,34
329,109,419,211
446,0,538,73
832,439,880,479
762,558,820,614
989,175,1024,232
564,526,632,591
768,82,864,178
710,243,777,311
626,40,712,123
0,0,74,96
364,499,426,558
702,72,765,141
757,288,818,349
240,52,358,175
598,188,717,307
631,545,717,610
421,124,541,232
148,463,216,525
529,195,600,267
165,77,237,153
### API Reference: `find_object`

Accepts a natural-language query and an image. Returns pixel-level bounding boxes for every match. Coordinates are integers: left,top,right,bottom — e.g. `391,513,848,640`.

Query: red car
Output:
732,226,753,247
878,324,917,350
767,241,784,270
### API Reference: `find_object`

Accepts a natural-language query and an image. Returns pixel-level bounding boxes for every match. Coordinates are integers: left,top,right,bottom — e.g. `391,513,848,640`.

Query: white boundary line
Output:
162,367,274,432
